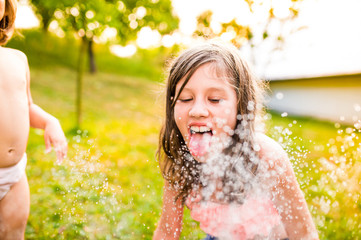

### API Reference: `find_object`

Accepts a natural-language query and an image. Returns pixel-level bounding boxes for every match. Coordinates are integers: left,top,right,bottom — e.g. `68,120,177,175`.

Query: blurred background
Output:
8,0,361,239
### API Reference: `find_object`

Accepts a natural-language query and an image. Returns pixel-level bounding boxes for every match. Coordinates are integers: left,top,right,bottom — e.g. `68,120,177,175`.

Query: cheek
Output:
219,101,238,130
174,106,180,125
174,105,186,132
224,108,237,128
228,110,238,129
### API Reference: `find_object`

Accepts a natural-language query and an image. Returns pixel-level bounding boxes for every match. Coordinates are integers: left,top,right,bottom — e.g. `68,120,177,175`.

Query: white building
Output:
267,73,361,125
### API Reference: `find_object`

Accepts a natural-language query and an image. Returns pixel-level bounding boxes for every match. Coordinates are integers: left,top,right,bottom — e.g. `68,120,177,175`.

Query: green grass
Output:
6,30,361,239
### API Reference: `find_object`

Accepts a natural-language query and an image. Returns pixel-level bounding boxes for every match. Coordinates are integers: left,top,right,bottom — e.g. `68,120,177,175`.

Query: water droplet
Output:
276,92,284,100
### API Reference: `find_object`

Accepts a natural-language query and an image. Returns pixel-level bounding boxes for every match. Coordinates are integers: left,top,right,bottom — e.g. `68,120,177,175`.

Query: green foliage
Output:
28,0,62,30
29,0,179,43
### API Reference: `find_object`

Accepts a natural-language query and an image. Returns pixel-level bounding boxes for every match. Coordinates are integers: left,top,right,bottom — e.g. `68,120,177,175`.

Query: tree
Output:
194,10,252,49
30,0,61,31
193,0,304,73
29,0,178,128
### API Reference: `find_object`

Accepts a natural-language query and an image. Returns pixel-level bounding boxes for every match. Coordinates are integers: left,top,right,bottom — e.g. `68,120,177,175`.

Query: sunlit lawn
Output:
9,31,361,239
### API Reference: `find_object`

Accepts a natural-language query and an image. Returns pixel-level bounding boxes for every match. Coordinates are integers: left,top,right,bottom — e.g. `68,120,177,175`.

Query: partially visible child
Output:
0,0,68,239
153,42,319,239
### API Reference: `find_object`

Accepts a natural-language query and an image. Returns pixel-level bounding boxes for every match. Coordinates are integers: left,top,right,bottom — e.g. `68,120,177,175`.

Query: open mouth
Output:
188,125,213,157
190,126,213,135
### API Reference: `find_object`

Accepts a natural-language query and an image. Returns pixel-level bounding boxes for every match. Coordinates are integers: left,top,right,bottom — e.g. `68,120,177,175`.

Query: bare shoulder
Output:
255,132,298,192
255,132,289,169
10,48,28,63
0,47,28,64
255,132,287,158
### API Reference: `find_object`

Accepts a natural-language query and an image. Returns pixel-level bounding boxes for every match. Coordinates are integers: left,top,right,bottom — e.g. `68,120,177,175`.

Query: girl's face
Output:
174,63,238,161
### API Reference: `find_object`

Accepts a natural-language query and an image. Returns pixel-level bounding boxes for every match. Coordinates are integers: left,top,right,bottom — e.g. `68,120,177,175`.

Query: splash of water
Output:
49,130,125,239
268,114,361,239
181,110,361,239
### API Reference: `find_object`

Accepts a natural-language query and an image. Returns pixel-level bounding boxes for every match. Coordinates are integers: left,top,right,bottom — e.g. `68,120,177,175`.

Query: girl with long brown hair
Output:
153,41,318,240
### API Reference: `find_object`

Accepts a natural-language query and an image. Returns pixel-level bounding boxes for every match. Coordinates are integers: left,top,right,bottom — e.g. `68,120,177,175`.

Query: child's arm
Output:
261,136,319,239
29,104,68,162
21,51,68,163
153,181,184,240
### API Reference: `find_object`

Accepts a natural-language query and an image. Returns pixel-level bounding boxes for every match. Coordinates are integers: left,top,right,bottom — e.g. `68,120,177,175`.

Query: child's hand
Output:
44,118,68,164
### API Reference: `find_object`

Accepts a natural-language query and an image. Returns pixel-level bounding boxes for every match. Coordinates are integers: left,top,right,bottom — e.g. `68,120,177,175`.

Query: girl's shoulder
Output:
255,132,285,154
254,132,288,168
0,47,28,63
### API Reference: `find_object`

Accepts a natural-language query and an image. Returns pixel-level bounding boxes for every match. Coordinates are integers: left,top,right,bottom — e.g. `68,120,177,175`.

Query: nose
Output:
189,99,209,118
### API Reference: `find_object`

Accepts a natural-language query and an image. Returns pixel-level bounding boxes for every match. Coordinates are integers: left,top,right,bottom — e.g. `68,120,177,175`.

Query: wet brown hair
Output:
0,0,17,45
157,41,266,203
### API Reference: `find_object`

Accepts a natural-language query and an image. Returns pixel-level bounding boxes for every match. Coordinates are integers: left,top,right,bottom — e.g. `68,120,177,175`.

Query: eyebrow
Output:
180,87,228,94
207,87,227,93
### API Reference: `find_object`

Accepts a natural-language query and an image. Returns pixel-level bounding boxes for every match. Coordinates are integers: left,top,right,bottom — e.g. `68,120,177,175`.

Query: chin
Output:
191,152,208,163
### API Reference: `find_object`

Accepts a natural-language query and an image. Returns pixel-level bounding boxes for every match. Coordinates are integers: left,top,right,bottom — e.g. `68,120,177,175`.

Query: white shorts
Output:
0,154,27,200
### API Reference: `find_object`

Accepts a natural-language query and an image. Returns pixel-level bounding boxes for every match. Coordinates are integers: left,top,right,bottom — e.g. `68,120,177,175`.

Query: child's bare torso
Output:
0,47,30,167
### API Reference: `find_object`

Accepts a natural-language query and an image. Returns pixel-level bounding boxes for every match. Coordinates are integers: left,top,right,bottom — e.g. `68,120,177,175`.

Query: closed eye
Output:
179,98,193,102
209,98,221,103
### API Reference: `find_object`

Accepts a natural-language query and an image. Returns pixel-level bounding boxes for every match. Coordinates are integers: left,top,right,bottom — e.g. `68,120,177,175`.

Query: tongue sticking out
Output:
189,132,212,157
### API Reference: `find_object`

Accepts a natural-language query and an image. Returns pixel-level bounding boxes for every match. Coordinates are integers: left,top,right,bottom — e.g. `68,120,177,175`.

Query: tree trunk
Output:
76,37,88,128
88,38,97,74
40,10,53,32
42,18,50,32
